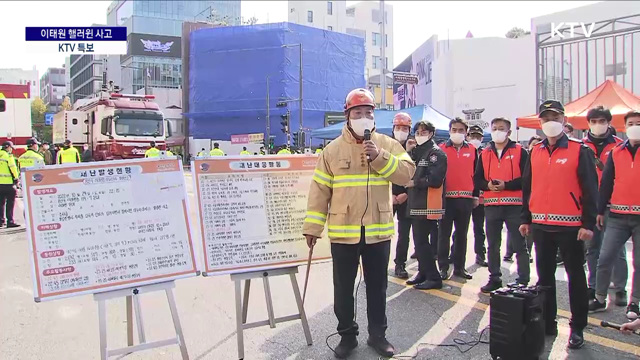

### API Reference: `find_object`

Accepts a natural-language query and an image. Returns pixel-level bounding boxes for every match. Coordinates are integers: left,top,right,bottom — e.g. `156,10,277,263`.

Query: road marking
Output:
387,276,640,356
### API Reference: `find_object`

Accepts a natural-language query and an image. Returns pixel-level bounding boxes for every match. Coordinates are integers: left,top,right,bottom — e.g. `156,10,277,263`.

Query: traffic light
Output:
280,110,290,134
292,132,299,148
268,135,275,150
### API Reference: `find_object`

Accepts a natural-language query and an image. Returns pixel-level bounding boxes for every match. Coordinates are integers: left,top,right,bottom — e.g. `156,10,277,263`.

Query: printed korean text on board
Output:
192,155,331,275
21,158,198,301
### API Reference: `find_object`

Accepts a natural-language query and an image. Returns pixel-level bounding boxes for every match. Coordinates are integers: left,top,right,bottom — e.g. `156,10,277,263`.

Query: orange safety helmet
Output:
392,112,412,127
344,88,376,111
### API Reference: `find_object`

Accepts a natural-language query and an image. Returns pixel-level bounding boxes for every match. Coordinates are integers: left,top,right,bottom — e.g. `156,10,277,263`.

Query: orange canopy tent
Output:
517,80,640,132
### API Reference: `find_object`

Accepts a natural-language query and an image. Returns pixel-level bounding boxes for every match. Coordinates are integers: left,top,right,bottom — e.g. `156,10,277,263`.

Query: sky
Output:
0,0,597,77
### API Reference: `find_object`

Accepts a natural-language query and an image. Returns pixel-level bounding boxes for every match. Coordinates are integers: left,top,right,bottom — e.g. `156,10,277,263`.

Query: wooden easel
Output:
94,281,189,360
231,266,312,359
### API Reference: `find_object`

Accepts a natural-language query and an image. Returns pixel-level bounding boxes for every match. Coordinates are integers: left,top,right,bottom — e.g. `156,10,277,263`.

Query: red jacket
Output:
582,134,622,184
478,143,525,206
440,140,477,199
608,142,640,215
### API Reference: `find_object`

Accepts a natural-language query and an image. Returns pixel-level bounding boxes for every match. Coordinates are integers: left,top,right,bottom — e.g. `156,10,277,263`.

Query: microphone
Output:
364,129,371,162
601,320,640,335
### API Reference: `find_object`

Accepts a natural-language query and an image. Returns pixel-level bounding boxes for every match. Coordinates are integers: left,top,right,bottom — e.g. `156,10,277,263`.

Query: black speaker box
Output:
489,285,545,360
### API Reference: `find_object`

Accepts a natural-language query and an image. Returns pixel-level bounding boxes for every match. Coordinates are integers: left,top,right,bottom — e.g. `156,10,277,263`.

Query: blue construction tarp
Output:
185,22,366,145
310,105,491,142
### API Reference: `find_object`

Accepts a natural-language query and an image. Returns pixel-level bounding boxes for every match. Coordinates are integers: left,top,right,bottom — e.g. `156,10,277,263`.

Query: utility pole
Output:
144,66,149,95
299,43,303,147
379,0,386,108
266,75,270,139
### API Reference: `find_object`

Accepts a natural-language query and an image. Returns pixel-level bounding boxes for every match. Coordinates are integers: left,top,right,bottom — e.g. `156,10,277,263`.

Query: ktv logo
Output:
551,22,595,39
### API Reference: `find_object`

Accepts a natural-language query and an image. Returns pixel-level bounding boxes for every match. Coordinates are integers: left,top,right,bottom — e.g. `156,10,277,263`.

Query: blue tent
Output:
310,105,491,142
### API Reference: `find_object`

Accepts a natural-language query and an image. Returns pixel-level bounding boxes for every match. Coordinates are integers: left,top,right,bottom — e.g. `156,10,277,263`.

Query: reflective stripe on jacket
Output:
302,125,415,244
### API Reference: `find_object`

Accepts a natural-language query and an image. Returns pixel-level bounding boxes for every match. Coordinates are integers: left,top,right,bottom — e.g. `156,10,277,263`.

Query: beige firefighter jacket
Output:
302,125,416,244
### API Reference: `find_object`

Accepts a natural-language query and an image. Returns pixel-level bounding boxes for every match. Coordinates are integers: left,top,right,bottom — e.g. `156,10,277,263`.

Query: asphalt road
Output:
1,173,639,360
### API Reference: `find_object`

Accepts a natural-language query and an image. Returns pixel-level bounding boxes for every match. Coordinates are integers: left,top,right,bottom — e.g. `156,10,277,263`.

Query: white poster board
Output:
192,155,331,275
22,158,198,302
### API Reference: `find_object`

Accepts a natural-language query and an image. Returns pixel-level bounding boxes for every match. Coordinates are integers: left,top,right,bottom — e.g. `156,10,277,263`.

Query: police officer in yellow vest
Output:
0,141,20,228
145,141,173,158
197,148,206,157
57,140,81,164
240,147,251,155
18,138,44,170
315,144,324,154
277,146,292,155
210,142,225,156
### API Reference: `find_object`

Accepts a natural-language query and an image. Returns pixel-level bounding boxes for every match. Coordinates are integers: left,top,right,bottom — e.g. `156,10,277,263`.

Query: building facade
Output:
0,67,39,98
40,67,66,112
69,53,106,103
393,35,536,141
531,1,640,111
287,1,394,109
287,0,348,33
107,0,240,93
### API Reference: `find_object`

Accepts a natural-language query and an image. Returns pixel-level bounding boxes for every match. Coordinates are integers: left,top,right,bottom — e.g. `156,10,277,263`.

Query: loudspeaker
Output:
489,285,545,360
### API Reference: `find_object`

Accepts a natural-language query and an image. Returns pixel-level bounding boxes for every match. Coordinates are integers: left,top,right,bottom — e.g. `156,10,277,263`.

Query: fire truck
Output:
0,83,32,157
53,86,168,161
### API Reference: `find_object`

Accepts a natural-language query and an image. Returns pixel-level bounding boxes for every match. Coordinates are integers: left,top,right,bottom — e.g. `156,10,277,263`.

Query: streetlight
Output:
282,43,303,146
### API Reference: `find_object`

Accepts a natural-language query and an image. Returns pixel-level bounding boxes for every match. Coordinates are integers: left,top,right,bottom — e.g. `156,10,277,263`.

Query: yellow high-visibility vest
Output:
315,148,323,154
0,150,18,185
210,148,225,156
240,151,251,155
145,147,160,158
277,149,292,155
18,149,44,169
58,147,81,163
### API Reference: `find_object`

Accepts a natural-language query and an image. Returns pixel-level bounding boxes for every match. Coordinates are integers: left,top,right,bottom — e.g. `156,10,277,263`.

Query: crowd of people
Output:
303,87,640,358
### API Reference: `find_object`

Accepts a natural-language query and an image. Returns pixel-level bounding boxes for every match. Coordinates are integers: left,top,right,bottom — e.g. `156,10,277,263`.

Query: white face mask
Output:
626,125,640,140
541,121,564,137
491,131,508,143
349,118,375,137
450,133,465,145
394,130,408,142
415,135,430,145
469,139,482,148
589,123,609,136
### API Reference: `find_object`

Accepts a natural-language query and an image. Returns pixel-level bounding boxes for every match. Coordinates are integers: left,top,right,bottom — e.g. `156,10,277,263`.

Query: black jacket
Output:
392,139,410,218
406,138,448,218
521,134,598,231
474,140,528,192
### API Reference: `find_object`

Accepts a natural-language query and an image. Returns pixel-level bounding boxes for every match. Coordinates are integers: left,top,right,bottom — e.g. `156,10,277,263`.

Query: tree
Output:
30,97,52,143
61,96,72,111
505,27,530,39
243,16,259,26
31,97,47,123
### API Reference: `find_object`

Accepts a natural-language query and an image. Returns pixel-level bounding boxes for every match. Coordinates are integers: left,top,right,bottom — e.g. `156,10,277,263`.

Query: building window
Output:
372,55,379,69
0,100,5,112
385,57,388,69
328,26,333,31
307,10,313,23
346,8,355,17
372,32,380,46
385,34,388,47
327,1,333,15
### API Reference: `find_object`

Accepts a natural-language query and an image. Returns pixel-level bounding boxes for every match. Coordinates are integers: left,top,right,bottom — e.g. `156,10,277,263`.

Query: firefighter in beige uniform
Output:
302,88,415,359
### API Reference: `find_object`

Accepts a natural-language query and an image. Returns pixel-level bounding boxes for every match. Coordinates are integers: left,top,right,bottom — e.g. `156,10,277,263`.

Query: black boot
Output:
414,279,442,290
568,328,584,349
406,273,425,286
475,255,488,267
367,336,395,358
334,335,358,359
453,268,473,280
394,264,409,279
